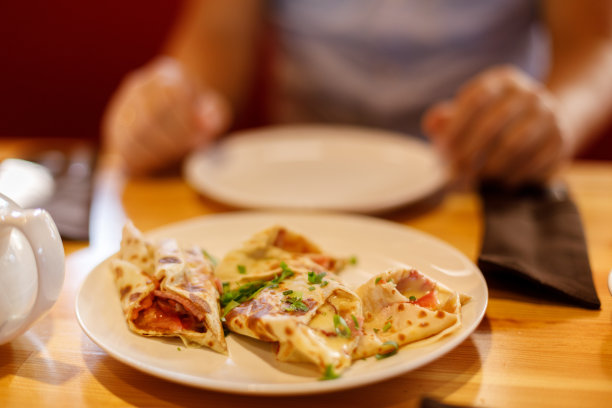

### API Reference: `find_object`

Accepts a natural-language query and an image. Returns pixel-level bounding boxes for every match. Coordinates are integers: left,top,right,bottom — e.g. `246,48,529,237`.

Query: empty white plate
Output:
184,125,448,213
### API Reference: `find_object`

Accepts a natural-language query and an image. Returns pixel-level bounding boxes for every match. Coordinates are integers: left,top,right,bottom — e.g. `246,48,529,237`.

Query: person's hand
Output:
422,65,572,187
102,56,232,175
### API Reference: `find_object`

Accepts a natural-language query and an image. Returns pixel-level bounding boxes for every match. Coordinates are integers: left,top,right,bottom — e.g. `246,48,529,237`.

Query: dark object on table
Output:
34,146,96,241
421,397,478,408
478,183,600,310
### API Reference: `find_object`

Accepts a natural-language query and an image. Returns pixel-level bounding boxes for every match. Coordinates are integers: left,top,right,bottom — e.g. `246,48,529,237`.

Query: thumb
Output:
193,91,233,136
422,101,456,155
422,100,454,137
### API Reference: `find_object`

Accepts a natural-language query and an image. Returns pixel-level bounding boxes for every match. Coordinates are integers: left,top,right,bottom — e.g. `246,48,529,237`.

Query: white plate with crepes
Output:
75,212,487,395
183,124,448,213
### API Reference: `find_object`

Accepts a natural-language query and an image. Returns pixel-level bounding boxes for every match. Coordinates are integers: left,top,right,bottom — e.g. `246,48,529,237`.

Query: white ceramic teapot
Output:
0,192,64,344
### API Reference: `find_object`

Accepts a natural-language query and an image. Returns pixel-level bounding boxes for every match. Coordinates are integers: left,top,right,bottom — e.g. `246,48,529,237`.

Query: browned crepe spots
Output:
120,285,132,300
129,292,142,302
158,256,180,264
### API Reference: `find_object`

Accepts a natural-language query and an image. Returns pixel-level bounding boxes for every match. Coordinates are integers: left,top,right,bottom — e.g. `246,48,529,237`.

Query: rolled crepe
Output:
112,222,227,354
353,268,469,359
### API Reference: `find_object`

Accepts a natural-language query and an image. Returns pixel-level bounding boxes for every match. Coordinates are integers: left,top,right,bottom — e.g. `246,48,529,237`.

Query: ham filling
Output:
132,290,207,333
395,271,440,311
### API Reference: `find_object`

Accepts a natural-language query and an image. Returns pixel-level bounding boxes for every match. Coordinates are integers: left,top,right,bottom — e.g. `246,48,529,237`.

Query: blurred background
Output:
0,0,610,158
0,1,180,143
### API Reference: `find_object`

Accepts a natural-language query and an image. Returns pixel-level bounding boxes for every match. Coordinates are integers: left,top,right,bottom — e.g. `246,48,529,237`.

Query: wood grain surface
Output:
1,140,611,407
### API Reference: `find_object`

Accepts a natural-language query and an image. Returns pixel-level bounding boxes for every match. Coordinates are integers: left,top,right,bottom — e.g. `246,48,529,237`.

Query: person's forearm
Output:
164,0,264,117
543,0,612,154
546,39,612,153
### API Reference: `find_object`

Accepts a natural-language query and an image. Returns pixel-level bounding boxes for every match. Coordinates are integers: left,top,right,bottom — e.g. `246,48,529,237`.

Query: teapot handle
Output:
2,208,64,336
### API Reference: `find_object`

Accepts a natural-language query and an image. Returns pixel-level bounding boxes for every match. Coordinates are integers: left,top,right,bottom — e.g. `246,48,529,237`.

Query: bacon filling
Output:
132,290,207,333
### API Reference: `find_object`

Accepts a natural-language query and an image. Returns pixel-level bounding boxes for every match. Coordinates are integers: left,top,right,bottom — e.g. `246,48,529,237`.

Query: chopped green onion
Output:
282,289,294,296
221,263,303,316
284,291,309,312
308,286,316,291
348,255,358,265
220,266,296,309
409,295,417,302
320,364,340,381
333,314,351,338
222,299,240,317
177,347,181,351
382,320,392,332
284,301,309,312
246,286,266,301
308,270,327,284
373,328,379,333
375,277,382,284
201,249,218,266
279,261,294,276
237,265,246,274
320,280,329,287
351,314,360,329
375,340,399,360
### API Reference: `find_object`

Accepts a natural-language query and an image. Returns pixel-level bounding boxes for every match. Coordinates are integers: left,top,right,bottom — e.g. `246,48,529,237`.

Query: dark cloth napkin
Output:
477,182,600,309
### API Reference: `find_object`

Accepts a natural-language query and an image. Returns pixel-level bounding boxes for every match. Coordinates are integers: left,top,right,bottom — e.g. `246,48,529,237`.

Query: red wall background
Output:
0,1,181,141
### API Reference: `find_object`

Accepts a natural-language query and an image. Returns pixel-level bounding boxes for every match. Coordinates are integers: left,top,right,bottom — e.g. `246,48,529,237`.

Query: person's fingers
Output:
477,112,552,183
193,91,233,140
103,56,232,175
422,100,455,155
108,90,185,175
451,89,529,175
504,125,565,186
442,69,514,152
136,61,231,150
422,101,454,135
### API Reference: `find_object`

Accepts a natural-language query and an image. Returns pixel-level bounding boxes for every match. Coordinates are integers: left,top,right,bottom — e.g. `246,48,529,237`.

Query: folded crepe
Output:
353,268,469,359
215,225,346,283
223,259,362,374
218,226,360,374
111,222,227,354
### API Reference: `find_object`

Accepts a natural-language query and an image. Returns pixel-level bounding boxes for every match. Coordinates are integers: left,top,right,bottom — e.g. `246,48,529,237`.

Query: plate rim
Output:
183,124,449,214
75,211,488,395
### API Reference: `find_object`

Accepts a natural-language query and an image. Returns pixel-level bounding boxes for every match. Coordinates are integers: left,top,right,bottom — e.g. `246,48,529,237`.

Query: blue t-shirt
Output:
267,0,550,137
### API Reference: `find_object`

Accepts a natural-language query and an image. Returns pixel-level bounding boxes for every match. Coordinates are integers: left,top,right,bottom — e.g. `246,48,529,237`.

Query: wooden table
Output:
1,141,611,407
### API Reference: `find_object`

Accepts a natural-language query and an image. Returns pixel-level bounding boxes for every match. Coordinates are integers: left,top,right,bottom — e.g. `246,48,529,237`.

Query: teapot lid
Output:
0,159,55,208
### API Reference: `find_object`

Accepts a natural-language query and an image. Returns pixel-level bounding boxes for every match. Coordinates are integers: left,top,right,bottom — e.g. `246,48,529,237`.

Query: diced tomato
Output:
346,314,364,336
214,277,223,293
309,254,335,270
416,290,439,310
